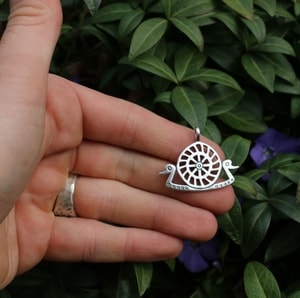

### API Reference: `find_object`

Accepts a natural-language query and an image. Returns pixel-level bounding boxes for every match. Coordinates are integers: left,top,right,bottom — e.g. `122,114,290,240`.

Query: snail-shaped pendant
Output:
160,128,239,191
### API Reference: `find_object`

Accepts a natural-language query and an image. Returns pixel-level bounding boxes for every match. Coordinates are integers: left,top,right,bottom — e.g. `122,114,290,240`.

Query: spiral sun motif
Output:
176,141,222,189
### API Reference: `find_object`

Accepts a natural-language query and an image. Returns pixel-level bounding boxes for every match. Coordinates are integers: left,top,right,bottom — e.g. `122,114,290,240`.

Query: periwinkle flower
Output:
178,237,220,273
250,128,300,167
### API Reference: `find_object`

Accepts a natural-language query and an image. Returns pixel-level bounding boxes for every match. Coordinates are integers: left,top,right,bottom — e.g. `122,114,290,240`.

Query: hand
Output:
0,0,235,289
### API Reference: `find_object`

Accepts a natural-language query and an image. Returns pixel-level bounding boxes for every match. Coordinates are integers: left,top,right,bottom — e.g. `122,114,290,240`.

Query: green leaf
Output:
170,17,204,51
60,24,74,36
270,195,300,223
134,262,153,296
218,105,268,133
278,162,300,184
153,91,171,104
180,53,207,78
241,15,266,43
265,222,300,263
218,198,243,245
124,55,178,83
92,3,132,23
152,75,171,94
97,23,119,39
118,8,145,36
267,171,294,196
150,39,168,61
222,0,253,19
84,0,102,15
184,68,242,91
254,0,276,17
262,154,300,172
213,11,240,39
205,45,242,73
171,86,207,129
291,97,300,119
296,3,300,17
190,290,204,298
260,53,296,85
241,203,272,258
288,291,300,298
234,175,268,200
240,90,263,117
242,53,275,92
172,0,217,18
202,119,221,144
80,25,113,49
190,15,215,27
160,0,172,18
245,169,268,181
244,261,281,298
174,45,206,82
275,79,300,95
165,258,176,271
205,85,243,116
222,135,251,167
275,6,295,22
297,182,300,204
129,18,168,59
174,46,196,82
252,36,296,56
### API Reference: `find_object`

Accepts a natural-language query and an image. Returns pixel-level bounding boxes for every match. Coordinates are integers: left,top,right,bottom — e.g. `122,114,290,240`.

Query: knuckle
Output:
7,0,62,36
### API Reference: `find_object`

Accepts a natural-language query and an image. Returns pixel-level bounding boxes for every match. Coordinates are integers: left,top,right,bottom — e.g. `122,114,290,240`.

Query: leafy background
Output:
1,0,300,297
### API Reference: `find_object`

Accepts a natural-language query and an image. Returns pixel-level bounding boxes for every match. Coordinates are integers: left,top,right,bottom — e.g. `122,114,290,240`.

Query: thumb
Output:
2,0,62,77
0,0,62,221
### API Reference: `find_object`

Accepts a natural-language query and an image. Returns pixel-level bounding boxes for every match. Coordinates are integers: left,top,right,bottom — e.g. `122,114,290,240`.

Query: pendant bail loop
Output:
195,127,200,142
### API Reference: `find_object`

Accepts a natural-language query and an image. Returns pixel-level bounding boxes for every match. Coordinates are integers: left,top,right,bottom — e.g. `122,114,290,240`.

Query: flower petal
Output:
251,128,300,167
250,143,268,166
178,241,209,273
199,237,220,261
255,128,276,147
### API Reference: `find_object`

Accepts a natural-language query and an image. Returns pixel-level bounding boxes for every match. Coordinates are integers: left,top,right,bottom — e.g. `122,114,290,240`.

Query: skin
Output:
0,0,235,289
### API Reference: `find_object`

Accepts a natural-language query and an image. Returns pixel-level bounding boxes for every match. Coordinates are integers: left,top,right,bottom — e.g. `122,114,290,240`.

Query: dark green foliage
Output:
1,0,300,297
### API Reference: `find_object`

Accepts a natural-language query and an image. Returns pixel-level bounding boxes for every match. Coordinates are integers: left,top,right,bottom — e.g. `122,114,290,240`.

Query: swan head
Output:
159,164,176,175
223,159,239,170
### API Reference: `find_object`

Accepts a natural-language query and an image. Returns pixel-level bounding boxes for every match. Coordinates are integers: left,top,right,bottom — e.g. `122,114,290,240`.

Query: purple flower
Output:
250,128,300,167
178,238,220,273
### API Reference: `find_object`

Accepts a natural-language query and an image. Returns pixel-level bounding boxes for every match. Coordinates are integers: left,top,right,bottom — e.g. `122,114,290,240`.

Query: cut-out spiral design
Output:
177,142,222,189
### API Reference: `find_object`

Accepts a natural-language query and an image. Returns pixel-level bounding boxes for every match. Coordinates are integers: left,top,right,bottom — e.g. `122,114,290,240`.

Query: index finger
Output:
73,81,224,162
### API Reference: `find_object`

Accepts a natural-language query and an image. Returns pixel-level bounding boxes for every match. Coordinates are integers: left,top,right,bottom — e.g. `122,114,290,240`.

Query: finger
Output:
74,177,218,242
71,81,224,161
0,0,62,220
73,141,235,214
1,0,62,76
46,217,183,262
0,0,62,107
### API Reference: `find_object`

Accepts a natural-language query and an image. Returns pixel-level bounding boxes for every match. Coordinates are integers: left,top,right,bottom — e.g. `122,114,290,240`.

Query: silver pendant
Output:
160,128,238,191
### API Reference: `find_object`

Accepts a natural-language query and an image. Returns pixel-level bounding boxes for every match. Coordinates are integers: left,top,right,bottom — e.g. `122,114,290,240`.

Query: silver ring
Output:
53,174,77,217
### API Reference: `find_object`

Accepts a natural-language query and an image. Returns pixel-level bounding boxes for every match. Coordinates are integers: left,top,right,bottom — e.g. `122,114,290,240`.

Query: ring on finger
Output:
53,174,78,217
